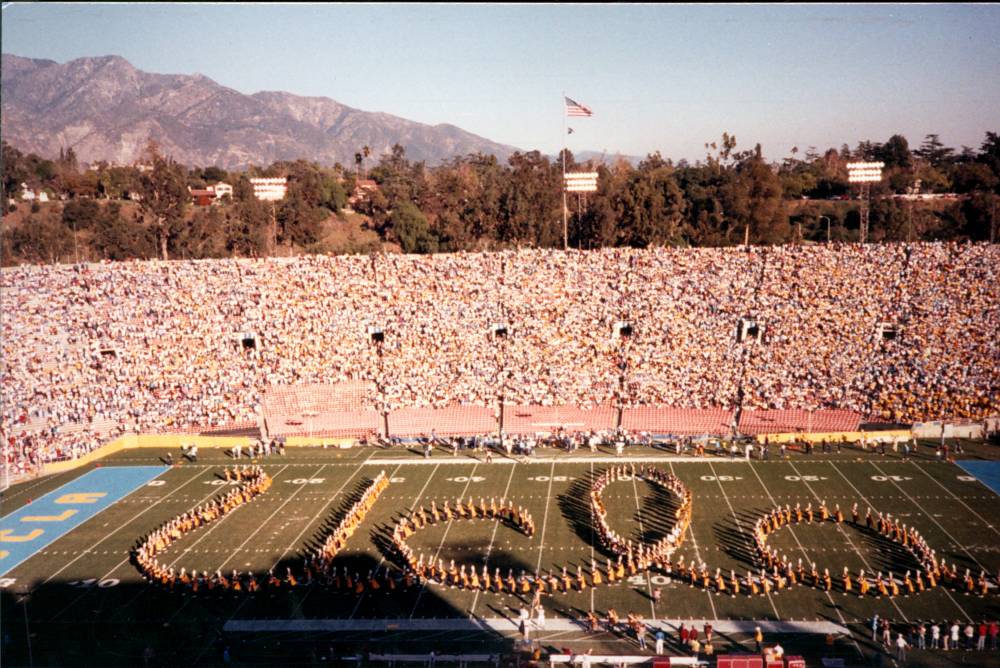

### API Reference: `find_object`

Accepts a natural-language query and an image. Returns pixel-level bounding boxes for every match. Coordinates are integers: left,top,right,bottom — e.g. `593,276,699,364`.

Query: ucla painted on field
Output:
0,466,164,574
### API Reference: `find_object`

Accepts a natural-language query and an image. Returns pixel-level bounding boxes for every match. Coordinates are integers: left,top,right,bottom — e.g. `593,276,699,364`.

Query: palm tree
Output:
362,145,371,180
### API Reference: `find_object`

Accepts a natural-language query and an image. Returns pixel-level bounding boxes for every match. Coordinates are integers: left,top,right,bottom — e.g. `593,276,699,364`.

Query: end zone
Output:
955,460,1000,497
0,466,164,575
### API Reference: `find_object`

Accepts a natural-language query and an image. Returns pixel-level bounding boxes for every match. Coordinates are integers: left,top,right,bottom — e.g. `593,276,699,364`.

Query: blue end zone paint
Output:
0,466,164,575
956,461,1000,497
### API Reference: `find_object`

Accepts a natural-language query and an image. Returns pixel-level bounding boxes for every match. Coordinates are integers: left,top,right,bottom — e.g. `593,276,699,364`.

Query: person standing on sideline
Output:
931,622,940,649
896,633,908,663
977,621,987,650
754,626,763,652
917,622,926,650
871,614,880,642
655,629,665,655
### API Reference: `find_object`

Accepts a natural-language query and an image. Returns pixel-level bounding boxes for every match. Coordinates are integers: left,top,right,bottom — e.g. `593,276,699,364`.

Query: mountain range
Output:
1,53,524,169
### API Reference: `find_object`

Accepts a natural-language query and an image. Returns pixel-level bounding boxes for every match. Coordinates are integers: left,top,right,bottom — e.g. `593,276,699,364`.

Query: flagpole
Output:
562,91,568,250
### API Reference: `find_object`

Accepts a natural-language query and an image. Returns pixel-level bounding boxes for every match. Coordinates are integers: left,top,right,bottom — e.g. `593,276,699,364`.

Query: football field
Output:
2,441,999,666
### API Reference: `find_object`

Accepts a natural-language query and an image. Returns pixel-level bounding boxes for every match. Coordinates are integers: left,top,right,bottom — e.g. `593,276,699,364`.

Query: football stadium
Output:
2,244,999,667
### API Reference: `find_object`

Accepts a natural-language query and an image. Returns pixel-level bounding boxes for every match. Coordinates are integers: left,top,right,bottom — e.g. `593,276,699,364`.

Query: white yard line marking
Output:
230,452,377,624
48,466,252,621
42,467,205,585
165,464,324,624
407,462,476,619
786,461,909,623
590,461,595,613
746,461,863,659
534,461,557,574
215,464,326,574
287,456,388,619
828,461,974,623
628,470,657,620
910,461,1000,537
707,461,780,621
341,462,406,620
469,461,518,617
668,462,717,620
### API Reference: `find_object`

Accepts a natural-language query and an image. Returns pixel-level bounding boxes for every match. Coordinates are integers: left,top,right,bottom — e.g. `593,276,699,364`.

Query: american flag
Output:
565,96,593,117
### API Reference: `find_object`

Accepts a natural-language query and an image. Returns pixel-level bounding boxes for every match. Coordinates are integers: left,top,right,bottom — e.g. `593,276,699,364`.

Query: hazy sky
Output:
3,3,999,162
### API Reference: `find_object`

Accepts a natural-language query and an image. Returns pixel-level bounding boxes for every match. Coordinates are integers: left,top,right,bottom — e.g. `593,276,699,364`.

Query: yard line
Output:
909,461,1000,538
707,461,780,620
590,461,595,613
165,464,324,624
534,461,557,574
786,461,909,623
226,451,376,624
341,461,440,620
828,461,974,623
341,462,405,620
866,462,989,572
287,459,402,620
746,461,862,659
214,464,326,573
628,468,657,620
668,462,717,620
408,462,477,619
42,466,206,585
48,466,256,622
469,461,519,617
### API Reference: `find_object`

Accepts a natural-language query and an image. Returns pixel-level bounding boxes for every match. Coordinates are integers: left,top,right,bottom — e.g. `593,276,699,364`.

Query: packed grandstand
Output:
2,241,998,478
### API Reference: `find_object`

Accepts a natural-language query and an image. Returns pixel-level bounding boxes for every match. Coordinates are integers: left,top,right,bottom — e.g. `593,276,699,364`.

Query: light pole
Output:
819,216,831,244
847,162,884,243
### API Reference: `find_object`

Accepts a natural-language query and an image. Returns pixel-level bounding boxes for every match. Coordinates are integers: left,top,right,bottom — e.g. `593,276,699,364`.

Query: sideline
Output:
223,617,850,635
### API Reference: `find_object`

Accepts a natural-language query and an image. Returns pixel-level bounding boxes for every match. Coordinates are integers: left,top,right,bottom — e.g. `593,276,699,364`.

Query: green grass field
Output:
2,441,999,667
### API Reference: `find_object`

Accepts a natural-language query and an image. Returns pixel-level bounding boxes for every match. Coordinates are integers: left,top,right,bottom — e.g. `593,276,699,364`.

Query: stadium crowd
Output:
3,242,997,476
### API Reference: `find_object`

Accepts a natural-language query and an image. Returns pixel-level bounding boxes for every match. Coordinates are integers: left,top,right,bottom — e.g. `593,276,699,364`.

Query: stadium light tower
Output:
847,162,884,243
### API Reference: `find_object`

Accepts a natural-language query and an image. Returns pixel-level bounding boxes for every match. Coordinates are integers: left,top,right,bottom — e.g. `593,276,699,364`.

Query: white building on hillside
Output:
211,182,233,199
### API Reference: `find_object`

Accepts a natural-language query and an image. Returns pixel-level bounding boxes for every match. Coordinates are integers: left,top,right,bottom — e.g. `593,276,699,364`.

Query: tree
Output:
501,150,561,246
879,134,912,169
278,191,325,248
138,139,189,260
61,199,101,231
616,154,688,247
390,201,437,253
977,131,1000,180
951,162,998,194
92,203,157,261
227,199,270,256
202,166,228,183
175,206,227,258
3,215,73,264
914,134,954,167
1,141,28,206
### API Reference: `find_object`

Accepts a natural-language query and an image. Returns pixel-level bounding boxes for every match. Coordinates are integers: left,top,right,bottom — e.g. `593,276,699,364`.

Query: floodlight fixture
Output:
846,162,884,243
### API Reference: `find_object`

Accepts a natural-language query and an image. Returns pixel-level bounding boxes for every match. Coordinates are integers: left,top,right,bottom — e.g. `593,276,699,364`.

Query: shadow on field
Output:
558,470,602,552
713,507,771,567
636,479,682,546
0,473,514,667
